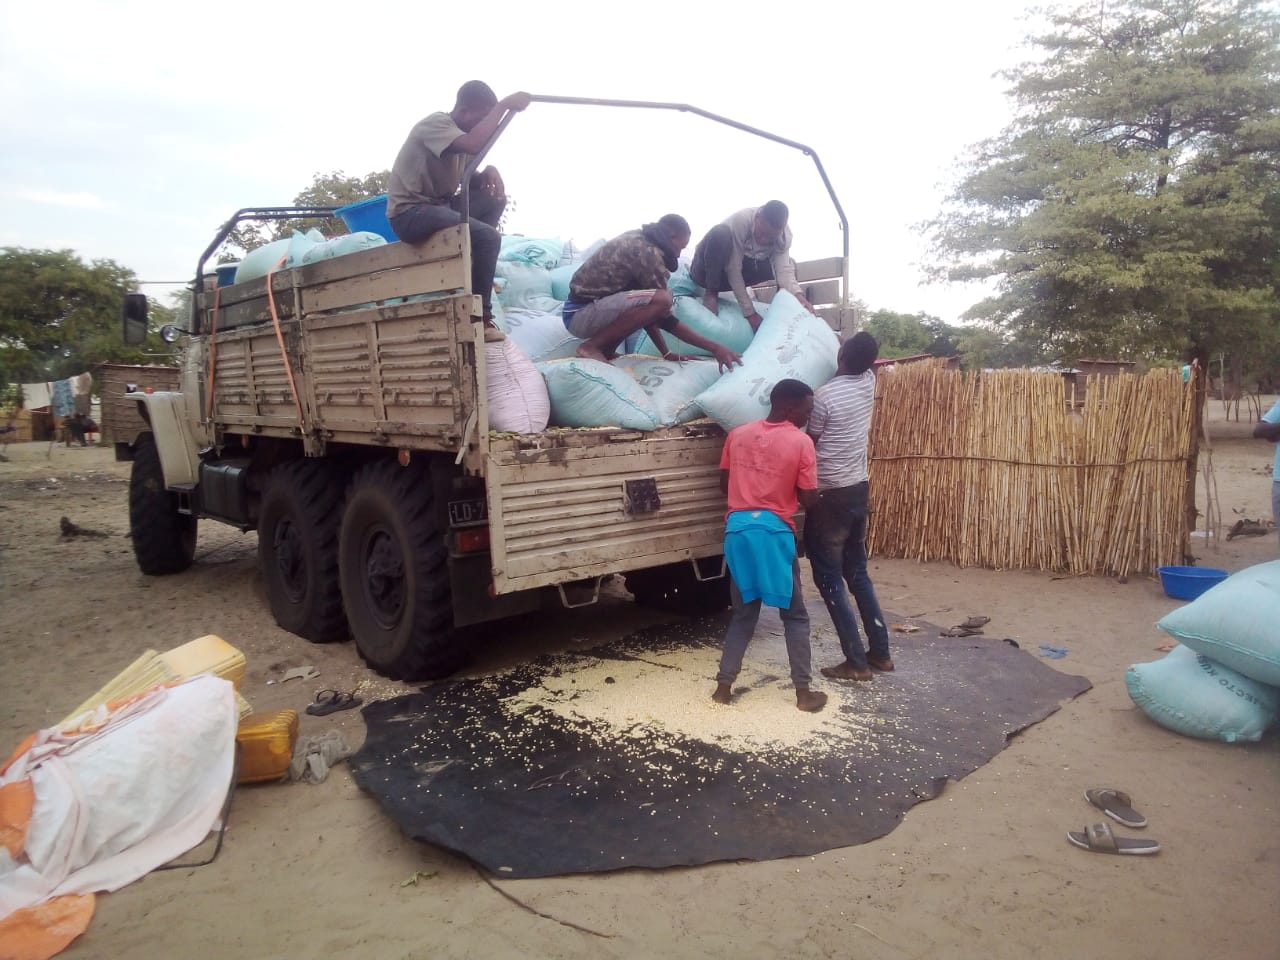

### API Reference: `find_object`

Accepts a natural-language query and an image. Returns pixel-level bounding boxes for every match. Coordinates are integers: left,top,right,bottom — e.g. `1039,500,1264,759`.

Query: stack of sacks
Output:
693,290,839,431
498,308,583,362
538,356,722,430
495,236,564,314
495,261,562,314
1126,560,1280,742
538,358,661,431
612,356,723,425
500,235,564,268
234,229,387,284
286,227,386,265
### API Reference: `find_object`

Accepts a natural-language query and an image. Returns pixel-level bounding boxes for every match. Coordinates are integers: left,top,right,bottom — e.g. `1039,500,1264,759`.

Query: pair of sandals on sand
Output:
939,615,990,638
1067,789,1160,856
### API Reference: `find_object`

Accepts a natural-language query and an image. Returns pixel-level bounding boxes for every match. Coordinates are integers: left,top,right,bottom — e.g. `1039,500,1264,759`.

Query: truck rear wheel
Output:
259,460,348,643
338,460,465,680
129,437,197,575
624,559,731,616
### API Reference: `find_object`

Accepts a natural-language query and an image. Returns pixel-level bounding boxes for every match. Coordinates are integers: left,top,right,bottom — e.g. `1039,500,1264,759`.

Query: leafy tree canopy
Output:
928,0,1280,371
0,248,177,393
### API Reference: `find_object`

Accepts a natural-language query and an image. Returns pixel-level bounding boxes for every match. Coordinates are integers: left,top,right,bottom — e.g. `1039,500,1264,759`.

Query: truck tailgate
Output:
484,424,727,593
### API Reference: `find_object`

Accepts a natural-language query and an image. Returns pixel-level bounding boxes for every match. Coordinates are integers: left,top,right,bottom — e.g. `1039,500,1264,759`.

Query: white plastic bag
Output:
486,338,550,434
693,290,839,430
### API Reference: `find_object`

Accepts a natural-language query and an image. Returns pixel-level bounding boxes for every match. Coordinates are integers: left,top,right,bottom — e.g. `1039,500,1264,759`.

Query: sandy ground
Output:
1,402,1278,960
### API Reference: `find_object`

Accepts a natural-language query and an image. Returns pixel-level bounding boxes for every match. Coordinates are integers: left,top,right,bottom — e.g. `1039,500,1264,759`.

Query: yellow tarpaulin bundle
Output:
62,635,251,728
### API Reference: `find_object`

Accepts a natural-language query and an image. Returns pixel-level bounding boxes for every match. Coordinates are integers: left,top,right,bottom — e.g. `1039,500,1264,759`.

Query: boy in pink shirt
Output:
714,379,827,712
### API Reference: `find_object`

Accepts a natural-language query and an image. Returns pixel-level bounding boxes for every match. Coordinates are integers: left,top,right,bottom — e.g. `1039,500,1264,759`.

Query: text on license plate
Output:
448,497,488,525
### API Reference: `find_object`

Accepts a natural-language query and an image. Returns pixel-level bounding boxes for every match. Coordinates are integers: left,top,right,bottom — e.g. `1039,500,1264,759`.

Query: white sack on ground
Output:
538,359,661,431
692,290,839,431
486,339,550,434
612,356,722,426
0,675,237,919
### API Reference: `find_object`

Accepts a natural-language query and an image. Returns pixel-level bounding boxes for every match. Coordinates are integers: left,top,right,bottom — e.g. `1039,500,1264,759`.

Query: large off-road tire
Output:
258,460,348,643
625,559,731,616
129,437,197,575
338,460,466,680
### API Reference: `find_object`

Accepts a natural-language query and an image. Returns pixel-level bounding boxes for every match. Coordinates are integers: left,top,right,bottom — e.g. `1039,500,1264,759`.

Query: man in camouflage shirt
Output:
563,216,743,370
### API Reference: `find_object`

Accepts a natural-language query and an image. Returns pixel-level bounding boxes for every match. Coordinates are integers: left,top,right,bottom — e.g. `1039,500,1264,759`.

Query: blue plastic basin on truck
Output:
335,195,398,243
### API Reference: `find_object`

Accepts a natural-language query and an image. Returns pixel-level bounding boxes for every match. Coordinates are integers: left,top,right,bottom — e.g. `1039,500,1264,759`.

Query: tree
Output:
928,0,1280,368
0,248,176,393
863,310,971,360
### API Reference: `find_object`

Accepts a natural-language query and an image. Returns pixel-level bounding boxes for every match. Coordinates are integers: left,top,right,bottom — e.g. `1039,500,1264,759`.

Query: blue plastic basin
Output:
215,262,240,287
335,195,398,243
1156,565,1229,601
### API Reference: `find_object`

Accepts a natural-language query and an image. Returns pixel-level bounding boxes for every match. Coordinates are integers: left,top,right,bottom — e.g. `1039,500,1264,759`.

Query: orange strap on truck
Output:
205,285,221,422
265,254,307,429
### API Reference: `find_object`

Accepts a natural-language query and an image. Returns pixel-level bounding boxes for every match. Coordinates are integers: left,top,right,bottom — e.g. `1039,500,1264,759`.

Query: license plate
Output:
448,497,488,526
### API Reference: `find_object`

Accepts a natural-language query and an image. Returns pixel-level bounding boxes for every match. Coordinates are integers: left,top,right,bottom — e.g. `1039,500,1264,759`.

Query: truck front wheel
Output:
259,460,348,643
129,437,197,575
338,460,465,680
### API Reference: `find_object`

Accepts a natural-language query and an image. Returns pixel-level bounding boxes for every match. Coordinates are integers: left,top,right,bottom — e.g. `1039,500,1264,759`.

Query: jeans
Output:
389,190,506,317
716,558,812,687
689,223,775,295
803,482,889,667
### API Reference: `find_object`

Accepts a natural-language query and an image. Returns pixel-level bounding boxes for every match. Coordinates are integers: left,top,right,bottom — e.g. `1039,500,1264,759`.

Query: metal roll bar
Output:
194,206,340,290
460,95,850,304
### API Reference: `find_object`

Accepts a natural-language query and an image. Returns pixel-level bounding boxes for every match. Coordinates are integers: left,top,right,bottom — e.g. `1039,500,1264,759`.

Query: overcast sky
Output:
0,0,1044,324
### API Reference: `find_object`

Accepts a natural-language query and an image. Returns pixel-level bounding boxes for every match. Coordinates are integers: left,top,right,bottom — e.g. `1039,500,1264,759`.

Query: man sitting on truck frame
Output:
563,216,744,371
689,201,815,330
387,81,532,340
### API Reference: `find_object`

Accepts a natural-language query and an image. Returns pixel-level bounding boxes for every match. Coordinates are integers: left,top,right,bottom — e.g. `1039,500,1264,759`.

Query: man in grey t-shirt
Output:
388,81,530,334
804,332,892,681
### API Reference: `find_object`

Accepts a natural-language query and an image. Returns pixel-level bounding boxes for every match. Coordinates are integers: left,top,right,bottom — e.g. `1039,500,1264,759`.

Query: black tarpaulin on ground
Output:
349,605,1090,878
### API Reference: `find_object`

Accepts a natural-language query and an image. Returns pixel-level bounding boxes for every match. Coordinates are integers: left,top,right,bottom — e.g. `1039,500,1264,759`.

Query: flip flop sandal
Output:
305,689,364,717
961,616,991,629
1067,821,1160,856
940,625,983,637
1085,788,1148,828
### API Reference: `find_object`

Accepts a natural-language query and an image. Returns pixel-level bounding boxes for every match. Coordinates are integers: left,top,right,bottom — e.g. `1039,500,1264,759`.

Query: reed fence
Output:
866,364,1197,577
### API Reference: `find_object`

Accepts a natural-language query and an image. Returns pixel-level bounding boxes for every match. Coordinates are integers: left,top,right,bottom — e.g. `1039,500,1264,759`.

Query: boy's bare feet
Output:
575,342,610,363
711,683,733,705
867,656,895,672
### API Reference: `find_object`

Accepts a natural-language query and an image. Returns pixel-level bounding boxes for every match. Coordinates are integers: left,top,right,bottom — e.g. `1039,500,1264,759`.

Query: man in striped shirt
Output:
804,332,893,681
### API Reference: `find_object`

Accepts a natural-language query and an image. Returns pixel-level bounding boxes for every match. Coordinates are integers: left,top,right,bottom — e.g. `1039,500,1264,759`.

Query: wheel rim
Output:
272,518,307,603
362,526,406,630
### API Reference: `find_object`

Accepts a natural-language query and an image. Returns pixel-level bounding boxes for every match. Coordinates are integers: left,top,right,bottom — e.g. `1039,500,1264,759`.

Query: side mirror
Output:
123,292,149,345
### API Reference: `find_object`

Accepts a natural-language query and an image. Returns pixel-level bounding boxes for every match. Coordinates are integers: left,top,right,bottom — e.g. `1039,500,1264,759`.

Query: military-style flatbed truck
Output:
120,96,851,679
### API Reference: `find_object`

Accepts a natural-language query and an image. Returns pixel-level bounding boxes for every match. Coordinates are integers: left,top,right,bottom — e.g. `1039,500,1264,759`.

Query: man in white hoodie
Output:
689,200,813,330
